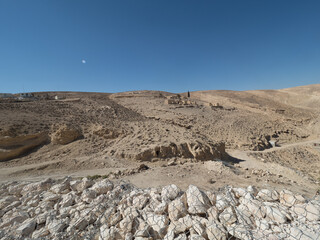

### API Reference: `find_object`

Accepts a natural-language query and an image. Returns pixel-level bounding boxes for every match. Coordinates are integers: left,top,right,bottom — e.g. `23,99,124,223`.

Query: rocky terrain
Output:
0,177,319,240
0,85,320,239
0,85,320,194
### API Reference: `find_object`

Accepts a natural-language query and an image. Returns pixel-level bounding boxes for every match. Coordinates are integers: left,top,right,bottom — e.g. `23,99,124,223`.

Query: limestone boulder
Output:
257,189,279,202
291,202,320,221
99,225,122,240
219,206,237,225
280,190,305,207
168,196,188,221
16,218,36,237
143,212,169,237
206,220,227,240
32,228,50,238
47,218,69,234
186,185,211,214
51,125,82,145
162,184,181,202
90,179,113,195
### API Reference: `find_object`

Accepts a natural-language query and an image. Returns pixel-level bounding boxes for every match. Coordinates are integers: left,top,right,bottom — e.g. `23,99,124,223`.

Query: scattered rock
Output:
0,178,319,240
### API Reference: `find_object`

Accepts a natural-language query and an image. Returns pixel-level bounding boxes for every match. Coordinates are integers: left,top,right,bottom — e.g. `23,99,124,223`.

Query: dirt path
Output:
246,137,320,153
226,138,320,196
228,137,320,174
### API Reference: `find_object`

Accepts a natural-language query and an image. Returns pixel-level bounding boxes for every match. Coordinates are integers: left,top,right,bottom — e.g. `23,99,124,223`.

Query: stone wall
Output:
0,177,319,239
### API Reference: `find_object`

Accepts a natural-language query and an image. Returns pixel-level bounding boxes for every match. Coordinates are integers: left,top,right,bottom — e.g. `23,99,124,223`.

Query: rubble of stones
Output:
0,177,319,240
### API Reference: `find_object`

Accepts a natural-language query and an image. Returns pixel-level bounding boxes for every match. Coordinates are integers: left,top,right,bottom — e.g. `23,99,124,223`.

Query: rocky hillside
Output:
0,85,319,198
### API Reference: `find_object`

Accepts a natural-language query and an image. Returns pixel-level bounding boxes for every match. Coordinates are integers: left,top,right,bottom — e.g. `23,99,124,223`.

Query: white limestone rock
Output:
72,217,89,230
264,205,287,223
216,195,230,212
280,190,305,207
154,201,168,215
219,206,237,225
175,233,188,240
239,198,266,219
99,225,122,240
247,186,258,196
8,183,25,196
133,218,154,238
91,179,113,195
0,196,19,209
59,192,76,208
291,202,320,222
0,211,29,228
257,189,279,202
168,215,193,235
133,194,149,209
186,185,211,214
42,192,60,202
206,220,227,240
81,189,97,203
143,212,169,237
71,178,93,192
162,184,181,202
21,178,53,195
190,235,206,240
32,228,50,238
16,218,36,237
47,218,69,234
168,196,188,221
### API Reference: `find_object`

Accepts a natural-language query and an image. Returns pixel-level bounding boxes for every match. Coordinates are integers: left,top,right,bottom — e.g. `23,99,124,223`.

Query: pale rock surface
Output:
280,189,305,207
154,201,168,215
16,218,36,236
133,194,149,209
206,220,228,240
1,177,320,240
47,218,69,234
32,228,50,238
216,195,230,212
91,179,113,195
99,225,122,240
143,212,169,237
161,184,181,202
186,185,211,214
257,189,279,202
168,196,188,221
219,206,237,225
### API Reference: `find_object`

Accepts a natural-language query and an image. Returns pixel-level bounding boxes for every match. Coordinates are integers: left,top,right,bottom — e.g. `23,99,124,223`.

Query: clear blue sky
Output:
0,0,319,93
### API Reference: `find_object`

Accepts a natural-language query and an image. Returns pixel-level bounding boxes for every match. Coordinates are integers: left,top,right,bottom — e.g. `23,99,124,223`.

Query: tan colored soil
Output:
0,85,319,197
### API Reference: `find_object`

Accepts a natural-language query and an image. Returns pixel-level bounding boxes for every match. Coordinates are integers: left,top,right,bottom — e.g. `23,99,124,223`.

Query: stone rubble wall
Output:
0,177,319,240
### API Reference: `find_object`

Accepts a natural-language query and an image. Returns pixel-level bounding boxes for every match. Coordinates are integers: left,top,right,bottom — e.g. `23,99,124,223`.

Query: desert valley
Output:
0,84,320,239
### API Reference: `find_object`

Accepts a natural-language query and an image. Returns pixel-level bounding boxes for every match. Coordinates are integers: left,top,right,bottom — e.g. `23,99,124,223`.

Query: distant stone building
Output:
165,95,196,106
19,93,34,99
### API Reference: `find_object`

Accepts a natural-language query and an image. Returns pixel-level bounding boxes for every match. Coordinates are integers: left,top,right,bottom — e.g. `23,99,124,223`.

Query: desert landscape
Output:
1,84,320,239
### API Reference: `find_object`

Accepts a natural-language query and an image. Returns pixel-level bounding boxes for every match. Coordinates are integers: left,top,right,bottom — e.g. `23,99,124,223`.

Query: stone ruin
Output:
165,95,196,106
204,102,223,109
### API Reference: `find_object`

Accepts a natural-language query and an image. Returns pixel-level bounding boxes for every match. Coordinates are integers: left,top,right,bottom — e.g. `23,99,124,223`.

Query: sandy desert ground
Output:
1,84,320,197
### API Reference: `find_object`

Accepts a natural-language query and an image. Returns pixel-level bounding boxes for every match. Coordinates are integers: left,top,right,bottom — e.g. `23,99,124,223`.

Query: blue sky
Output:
0,0,319,93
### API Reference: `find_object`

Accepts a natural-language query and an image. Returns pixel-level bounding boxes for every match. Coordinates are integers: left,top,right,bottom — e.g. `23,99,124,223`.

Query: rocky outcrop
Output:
0,132,49,162
51,125,82,145
0,178,319,239
115,141,226,161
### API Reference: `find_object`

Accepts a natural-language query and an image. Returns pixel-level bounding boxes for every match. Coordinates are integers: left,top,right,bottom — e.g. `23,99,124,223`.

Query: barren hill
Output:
0,85,319,196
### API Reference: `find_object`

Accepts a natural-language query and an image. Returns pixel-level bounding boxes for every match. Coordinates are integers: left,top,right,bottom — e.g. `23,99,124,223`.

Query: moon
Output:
82,59,86,64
